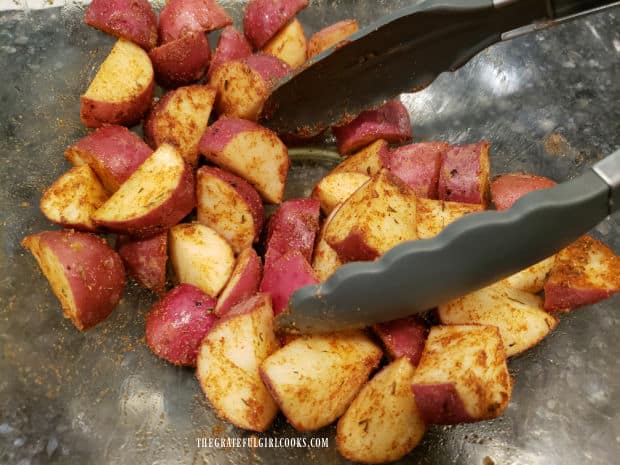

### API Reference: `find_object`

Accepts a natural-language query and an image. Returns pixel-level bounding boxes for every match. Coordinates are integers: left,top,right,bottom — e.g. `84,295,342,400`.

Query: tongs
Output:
263,0,620,135
270,0,620,333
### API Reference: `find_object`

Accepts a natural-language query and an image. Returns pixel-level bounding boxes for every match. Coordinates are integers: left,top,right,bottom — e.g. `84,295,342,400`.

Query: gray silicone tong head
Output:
276,149,620,334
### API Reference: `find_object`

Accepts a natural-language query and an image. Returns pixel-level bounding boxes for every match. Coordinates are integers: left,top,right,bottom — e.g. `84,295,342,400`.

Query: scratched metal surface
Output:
1,1,619,464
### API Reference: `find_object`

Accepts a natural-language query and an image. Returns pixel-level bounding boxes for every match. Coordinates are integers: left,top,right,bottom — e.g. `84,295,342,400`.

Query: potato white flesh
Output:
331,139,387,176
262,18,307,69
196,293,279,431
503,255,556,293
337,358,426,464
438,282,558,357
169,223,235,297
324,169,418,262
412,325,512,424
210,61,267,121
312,172,369,215
312,238,342,282
40,165,108,231
416,198,483,240
259,331,382,431
145,85,216,166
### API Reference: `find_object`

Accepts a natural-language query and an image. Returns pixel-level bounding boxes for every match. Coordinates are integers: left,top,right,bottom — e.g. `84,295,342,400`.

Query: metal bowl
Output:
1,1,619,464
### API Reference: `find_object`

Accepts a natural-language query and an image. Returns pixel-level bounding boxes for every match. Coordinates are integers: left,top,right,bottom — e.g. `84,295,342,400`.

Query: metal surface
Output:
0,1,619,465
282,165,615,333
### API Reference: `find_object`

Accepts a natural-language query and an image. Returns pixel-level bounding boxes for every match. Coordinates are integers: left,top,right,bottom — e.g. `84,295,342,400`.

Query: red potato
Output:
158,0,232,44
145,284,217,366
197,293,280,432
260,250,319,316
312,237,342,282
262,18,307,69
199,117,290,203
324,169,418,262
144,85,216,166
438,141,490,206
307,19,359,58
337,358,426,464
311,171,369,215
210,55,290,121
169,223,235,298
196,166,264,254
491,173,557,211
21,230,125,331
80,39,154,128
332,100,412,155
259,331,383,431
372,315,429,367
148,32,212,89
215,248,262,316
544,235,620,312
92,144,195,237
438,282,558,357
383,142,450,198
331,139,388,176
503,255,556,293
243,0,309,49
116,232,168,295
263,198,321,268
84,0,158,50
64,125,153,193
416,198,483,240
207,26,252,80
40,165,109,232
411,325,512,425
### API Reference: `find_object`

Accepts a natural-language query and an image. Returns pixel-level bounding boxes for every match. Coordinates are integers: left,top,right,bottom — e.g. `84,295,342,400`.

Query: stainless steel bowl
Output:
1,1,619,464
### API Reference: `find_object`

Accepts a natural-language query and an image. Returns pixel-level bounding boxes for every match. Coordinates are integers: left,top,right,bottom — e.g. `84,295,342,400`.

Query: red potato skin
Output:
372,316,429,366
22,230,126,331
383,142,450,199
215,248,262,316
199,117,263,152
438,141,490,206
64,125,153,192
411,383,472,425
80,79,154,128
332,100,412,155
197,166,265,238
243,54,291,84
491,173,557,211
544,285,614,313
116,232,168,295
264,198,321,268
85,0,158,50
93,164,196,238
158,0,232,44
145,284,217,366
243,0,309,49
207,26,252,80
259,250,318,316
149,32,212,89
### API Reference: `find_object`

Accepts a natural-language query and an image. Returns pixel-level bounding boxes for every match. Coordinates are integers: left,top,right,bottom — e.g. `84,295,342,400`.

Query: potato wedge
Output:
215,247,262,316
307,19,359,58
372,315,429,366
80,39,154,128
116,232,168,295
331,139,388,176
259,331,382,431
337,358,426,464
312,171,369,215
197,293,279,431
158,0,232,43
92,144,195,237
22,230,125,331
312,238,342,282
438,141,490,206
146,284,217,366
262,18,307,69
144,85,216,165
503,255,556,293
64,125,153,193
491,173,556,211
324,169,418,262
40,165,109,232
199,117,289,203
412,325,512,424
544,235,620,312
169,223,235,297
196,166,264,254
243,0,308,48
438,282,558,357
207,26,252,80
416,198,483,240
